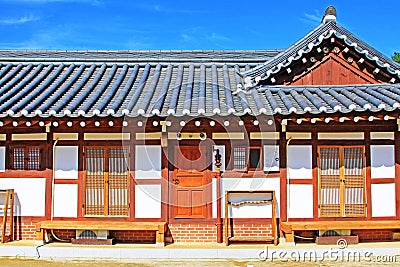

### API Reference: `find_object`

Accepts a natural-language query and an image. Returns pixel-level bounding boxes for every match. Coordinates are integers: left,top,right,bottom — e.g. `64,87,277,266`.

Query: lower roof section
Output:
0,58,400,118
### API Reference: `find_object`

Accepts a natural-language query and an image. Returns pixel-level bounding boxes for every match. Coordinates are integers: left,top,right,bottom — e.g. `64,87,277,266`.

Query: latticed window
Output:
233,147,261,170
233,147,246,169
84,146,129,217
318,146,366,217
11,147,41,170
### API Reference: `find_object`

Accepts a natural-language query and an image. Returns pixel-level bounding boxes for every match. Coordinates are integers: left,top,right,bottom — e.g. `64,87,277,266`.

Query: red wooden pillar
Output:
279,131,288,224
395,129,400,219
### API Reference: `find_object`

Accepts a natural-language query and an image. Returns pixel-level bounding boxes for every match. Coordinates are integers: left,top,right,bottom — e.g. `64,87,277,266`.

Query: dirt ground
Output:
1,258,400,267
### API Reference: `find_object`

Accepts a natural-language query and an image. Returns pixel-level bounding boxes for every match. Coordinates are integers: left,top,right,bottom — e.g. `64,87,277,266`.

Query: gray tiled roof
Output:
0,62,262,118
256,84,400,115
0,23,400,119
0,50,281,63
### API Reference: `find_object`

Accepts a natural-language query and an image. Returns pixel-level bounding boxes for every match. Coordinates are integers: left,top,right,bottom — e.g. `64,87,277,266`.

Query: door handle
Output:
172,178,180,185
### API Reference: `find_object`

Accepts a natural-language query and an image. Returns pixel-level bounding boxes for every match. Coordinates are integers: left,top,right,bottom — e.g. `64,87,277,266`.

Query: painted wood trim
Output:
370,178,396,184
365,132,372,219
288,179,313,184
312,132,318,220
54,179,79,184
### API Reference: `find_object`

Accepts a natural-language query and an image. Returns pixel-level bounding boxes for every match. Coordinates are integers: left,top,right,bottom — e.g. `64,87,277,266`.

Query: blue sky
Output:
0,0,399,57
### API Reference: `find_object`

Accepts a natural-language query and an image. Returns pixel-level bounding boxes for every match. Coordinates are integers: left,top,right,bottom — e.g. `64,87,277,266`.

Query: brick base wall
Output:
14,221,394,243
168,223,273,243
352,229,393,242
15,222,36,240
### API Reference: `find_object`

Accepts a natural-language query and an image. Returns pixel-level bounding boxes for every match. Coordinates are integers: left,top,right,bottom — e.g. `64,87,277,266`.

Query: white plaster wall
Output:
212,178,217,218
135,184,161,218
371,183,396,217
288,145,313,179
0,178,46,216
135,145,161,179
0,147,5,172
55,146,79,179
53,184,78,217
264,145,279,172
212,145,225,172
218,178,280,218
370,145,395,178
288,184,313,218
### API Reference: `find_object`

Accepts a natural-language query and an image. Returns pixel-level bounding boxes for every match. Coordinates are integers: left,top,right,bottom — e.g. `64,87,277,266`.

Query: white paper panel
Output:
55,146,79,179
0,178,46,216
53,184,78,217
371,145,395,178
371,183,396,217
288,145,313,179
135,184,161,218
135,145,162,179
288,184,313,218
0,147,5,172
264,145,279,172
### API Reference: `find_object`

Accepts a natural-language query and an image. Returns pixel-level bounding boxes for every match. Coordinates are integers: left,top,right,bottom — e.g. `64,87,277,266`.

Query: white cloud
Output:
0,14,40,25
206,32,230,42
135,3,204,14
300,10,322,25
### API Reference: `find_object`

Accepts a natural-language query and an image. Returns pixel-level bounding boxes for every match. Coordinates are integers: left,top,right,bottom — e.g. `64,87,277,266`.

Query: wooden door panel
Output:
176,174,204,187
175,190,191,217
191,190,206,217
173,146,207,218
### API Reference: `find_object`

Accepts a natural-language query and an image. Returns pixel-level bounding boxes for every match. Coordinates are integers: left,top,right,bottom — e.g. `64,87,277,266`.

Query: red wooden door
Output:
173,146,207,218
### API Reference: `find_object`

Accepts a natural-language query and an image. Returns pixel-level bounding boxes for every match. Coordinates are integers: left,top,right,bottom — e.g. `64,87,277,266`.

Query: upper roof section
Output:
0,49,281,64
0,6,399,120
241,6,400,88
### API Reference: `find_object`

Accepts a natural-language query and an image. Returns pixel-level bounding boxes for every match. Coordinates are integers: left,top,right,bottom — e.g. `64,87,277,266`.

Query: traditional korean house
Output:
1,6,400,245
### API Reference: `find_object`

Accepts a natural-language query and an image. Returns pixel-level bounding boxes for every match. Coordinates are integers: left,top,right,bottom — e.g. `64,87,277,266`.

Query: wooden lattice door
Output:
318,146,366,217
84,147,129,216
